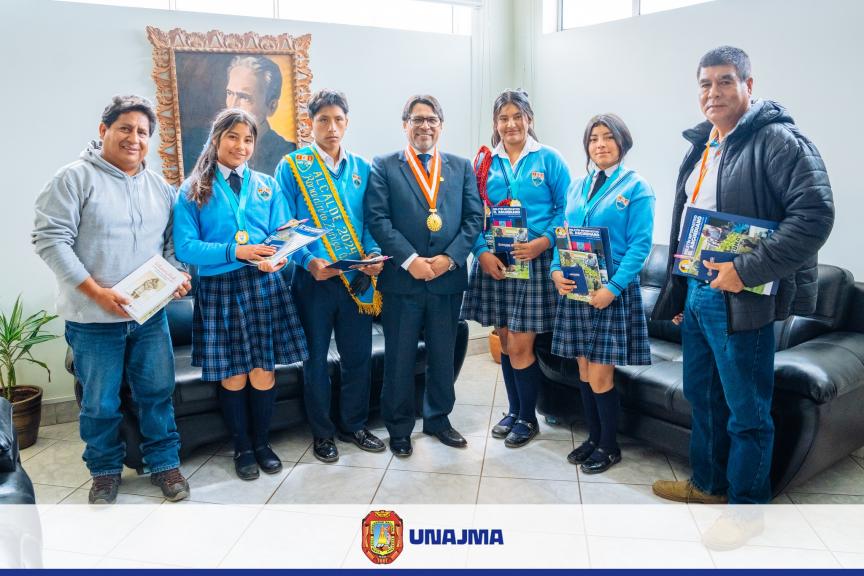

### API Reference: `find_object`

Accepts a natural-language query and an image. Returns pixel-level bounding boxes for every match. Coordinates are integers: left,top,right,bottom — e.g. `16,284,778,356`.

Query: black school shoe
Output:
313,438,339,463
338,428,386,453
567,441,596,465
254,444,283,474
491,413,518,439
234,450,260,481
579,447,622,474
504,419,538,448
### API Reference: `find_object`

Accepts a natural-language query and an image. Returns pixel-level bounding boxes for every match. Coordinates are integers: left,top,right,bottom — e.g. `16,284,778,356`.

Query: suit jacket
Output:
365,149,483,295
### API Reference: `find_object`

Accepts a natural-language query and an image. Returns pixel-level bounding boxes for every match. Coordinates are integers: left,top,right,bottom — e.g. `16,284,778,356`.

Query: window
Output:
53,0,474,35
548,0,716,32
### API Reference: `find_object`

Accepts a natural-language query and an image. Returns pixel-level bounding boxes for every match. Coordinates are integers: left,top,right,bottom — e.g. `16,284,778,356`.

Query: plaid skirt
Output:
460,249,559,333
551,279,651,367
193,266,308,381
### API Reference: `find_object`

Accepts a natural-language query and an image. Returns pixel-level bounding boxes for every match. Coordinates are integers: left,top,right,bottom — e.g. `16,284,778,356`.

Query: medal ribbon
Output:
405,146,441,211
215,168,252,235
496,155,520,203
689,128,722,205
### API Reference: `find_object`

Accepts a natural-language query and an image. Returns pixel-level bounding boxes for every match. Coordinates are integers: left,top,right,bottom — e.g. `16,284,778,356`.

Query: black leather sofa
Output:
536,244,864,496
68,265,470,471
0,397,35,505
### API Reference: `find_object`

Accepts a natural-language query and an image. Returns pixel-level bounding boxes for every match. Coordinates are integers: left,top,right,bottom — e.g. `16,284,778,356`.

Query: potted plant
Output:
488,328,502,365
0,296,59,449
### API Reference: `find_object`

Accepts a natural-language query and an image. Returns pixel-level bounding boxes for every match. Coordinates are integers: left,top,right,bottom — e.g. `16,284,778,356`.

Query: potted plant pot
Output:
11,385,42,449
488,328,502,364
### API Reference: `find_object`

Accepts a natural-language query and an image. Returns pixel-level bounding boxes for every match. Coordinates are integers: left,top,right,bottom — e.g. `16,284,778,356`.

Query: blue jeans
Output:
65,309,180,476
682,279,775,504
293,269,373,438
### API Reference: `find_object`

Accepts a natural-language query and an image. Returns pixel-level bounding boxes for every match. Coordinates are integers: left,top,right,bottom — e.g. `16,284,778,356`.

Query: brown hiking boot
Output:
652,479,728,504
89,474,121,504
150,468,190,502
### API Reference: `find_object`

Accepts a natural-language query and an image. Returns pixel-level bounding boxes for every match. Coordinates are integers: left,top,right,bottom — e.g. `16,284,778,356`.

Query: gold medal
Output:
426,209,443,232
510,199,521,207
235,230,249,244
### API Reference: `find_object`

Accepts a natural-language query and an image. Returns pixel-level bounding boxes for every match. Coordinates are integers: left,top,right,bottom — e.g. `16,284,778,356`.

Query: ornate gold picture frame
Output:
146,26,313,185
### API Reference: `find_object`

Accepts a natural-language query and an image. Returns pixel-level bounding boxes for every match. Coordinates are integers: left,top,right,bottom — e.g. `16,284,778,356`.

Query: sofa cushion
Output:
842,283,864,333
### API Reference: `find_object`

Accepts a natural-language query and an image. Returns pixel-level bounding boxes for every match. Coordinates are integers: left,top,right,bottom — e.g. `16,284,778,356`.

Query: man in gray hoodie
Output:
32,95,192,504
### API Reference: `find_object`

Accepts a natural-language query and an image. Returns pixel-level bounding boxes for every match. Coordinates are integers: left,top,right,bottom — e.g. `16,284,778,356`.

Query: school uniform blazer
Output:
365,149,483,296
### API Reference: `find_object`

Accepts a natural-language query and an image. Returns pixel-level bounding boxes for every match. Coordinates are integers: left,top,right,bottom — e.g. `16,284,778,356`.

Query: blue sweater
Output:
551,166,655,297
173,170,292,276
274,151,380,270
471,145,571,258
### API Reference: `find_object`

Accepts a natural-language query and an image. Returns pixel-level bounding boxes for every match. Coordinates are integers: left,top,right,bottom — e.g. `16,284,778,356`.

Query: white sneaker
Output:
701,510,765,551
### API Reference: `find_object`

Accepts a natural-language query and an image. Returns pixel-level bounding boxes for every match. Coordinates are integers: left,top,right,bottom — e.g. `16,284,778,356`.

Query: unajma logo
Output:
361,510,404,564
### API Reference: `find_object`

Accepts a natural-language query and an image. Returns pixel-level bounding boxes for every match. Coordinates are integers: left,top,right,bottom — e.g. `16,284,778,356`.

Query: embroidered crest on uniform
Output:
353,173,362,188
531,171,545,186
615,193,630,211
257,186,272,200
362,510,404,564
295,153,314,172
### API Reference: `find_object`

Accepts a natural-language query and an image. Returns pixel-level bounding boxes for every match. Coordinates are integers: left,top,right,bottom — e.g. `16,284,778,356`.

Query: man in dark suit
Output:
365,94,483,457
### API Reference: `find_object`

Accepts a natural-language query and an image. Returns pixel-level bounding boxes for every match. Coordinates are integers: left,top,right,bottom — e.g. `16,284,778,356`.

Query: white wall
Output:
531,0,858,276
0,0,473,401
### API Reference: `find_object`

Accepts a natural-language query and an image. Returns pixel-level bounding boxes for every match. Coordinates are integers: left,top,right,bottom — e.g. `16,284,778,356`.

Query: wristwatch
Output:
446,256,457,272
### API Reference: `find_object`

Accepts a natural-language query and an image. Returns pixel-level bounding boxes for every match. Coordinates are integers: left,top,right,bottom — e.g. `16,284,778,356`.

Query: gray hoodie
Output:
32,142,182,323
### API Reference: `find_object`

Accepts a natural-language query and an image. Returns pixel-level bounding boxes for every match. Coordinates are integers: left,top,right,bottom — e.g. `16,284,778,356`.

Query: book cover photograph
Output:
555,225,615,284
112,255,186,324
490,205,530,280
674,207,778,296
250,219,328,266
326,255,391,271
559,250,603,302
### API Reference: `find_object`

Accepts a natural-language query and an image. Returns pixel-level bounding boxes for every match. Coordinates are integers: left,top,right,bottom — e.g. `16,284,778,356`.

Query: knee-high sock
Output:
220,388,251,454
500,353,519,416
594,387,620,453
513,361,542,425
249,386,277,449
579,381,601,445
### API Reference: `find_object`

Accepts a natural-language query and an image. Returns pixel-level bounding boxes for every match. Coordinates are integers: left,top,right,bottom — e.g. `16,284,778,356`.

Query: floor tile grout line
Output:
263,460,301,506
473,401,495,504
215,504,269,567
794,501,848,560
100,496,170,560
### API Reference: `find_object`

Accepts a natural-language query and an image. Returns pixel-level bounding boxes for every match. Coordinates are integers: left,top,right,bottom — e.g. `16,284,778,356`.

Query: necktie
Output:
589,170,607,201
418,153,431,175
228,170,242,196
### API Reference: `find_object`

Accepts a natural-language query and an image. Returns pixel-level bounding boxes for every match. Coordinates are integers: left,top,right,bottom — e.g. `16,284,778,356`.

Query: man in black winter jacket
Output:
651,46,834,514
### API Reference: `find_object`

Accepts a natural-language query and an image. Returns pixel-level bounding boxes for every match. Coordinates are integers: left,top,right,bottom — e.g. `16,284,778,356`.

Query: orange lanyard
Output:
689,129,722,205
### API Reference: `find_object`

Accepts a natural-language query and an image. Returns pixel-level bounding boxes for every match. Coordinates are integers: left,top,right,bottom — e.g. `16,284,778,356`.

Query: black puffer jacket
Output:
652,99,834,332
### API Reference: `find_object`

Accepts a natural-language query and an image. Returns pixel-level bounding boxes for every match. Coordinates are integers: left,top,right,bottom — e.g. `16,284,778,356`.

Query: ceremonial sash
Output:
405,147,444,231
285,147,382,315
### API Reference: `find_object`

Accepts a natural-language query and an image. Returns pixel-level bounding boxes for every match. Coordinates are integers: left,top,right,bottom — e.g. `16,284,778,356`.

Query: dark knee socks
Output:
513,361,542,425
593,387,620,454
578,381,601,445
249,386,277,449
500,353,520,416
220,388,251,455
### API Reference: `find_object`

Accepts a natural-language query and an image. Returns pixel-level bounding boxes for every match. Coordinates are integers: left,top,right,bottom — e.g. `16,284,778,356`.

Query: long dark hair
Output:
582,113,633,171
491,89,538,148
187,108,258,207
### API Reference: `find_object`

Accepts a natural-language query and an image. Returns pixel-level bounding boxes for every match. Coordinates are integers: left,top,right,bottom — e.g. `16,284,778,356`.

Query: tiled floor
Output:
21,354,864,506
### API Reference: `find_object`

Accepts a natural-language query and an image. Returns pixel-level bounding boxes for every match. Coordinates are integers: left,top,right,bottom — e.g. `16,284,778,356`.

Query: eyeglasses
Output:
408,116,441,128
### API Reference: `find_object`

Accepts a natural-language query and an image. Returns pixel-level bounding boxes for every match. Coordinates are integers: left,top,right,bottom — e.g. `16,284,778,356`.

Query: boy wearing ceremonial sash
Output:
275,90,386,463
365,94,483,457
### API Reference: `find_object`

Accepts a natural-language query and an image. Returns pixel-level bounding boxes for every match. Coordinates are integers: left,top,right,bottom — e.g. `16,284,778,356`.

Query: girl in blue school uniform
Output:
174,108,308,481
551,114,654,474
461,90,571,448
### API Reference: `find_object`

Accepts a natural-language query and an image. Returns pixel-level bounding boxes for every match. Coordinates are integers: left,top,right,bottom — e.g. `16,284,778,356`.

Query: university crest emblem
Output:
295,153,314,172
615,193,630,211
257,185,272,200
531,171,545,186
353,173,362,188
362,510,404,564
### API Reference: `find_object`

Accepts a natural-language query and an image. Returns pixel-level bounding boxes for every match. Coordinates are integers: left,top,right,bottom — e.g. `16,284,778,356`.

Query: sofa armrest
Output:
774,332,864,403
0,398,18,474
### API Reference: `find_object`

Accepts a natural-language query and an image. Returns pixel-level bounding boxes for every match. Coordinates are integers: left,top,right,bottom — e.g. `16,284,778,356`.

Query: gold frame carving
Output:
146,26,313,186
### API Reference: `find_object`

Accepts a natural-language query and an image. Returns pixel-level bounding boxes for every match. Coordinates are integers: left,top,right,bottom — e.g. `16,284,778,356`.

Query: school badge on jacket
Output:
615,193,630,211
362,510,404,564
353,173,362,188
531,171,545,186
295,153,314,172
257,185,272,200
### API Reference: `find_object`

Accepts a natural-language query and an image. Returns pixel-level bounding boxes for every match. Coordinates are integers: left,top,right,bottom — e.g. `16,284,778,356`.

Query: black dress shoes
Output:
389,436,413,457
504,419,538,448
254,444,283,474
234,449,260,481
491,413,518,439
313,437,339,463
580,447,622,474
567,441,596,465
424,427,468,448
338,428,386,453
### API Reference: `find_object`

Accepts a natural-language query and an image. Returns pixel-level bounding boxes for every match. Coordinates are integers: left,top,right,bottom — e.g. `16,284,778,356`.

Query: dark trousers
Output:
293,269,373,439
380,290,461,438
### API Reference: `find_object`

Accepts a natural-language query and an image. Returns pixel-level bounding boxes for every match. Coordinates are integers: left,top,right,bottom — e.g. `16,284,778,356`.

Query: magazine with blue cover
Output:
555,226,615,289
489,205,530,280
558,250,603,302
674,207,779,296
246,219,328,266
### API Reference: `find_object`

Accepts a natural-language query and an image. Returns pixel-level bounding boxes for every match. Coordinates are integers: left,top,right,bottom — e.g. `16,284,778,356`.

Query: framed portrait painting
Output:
146,26,313,185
